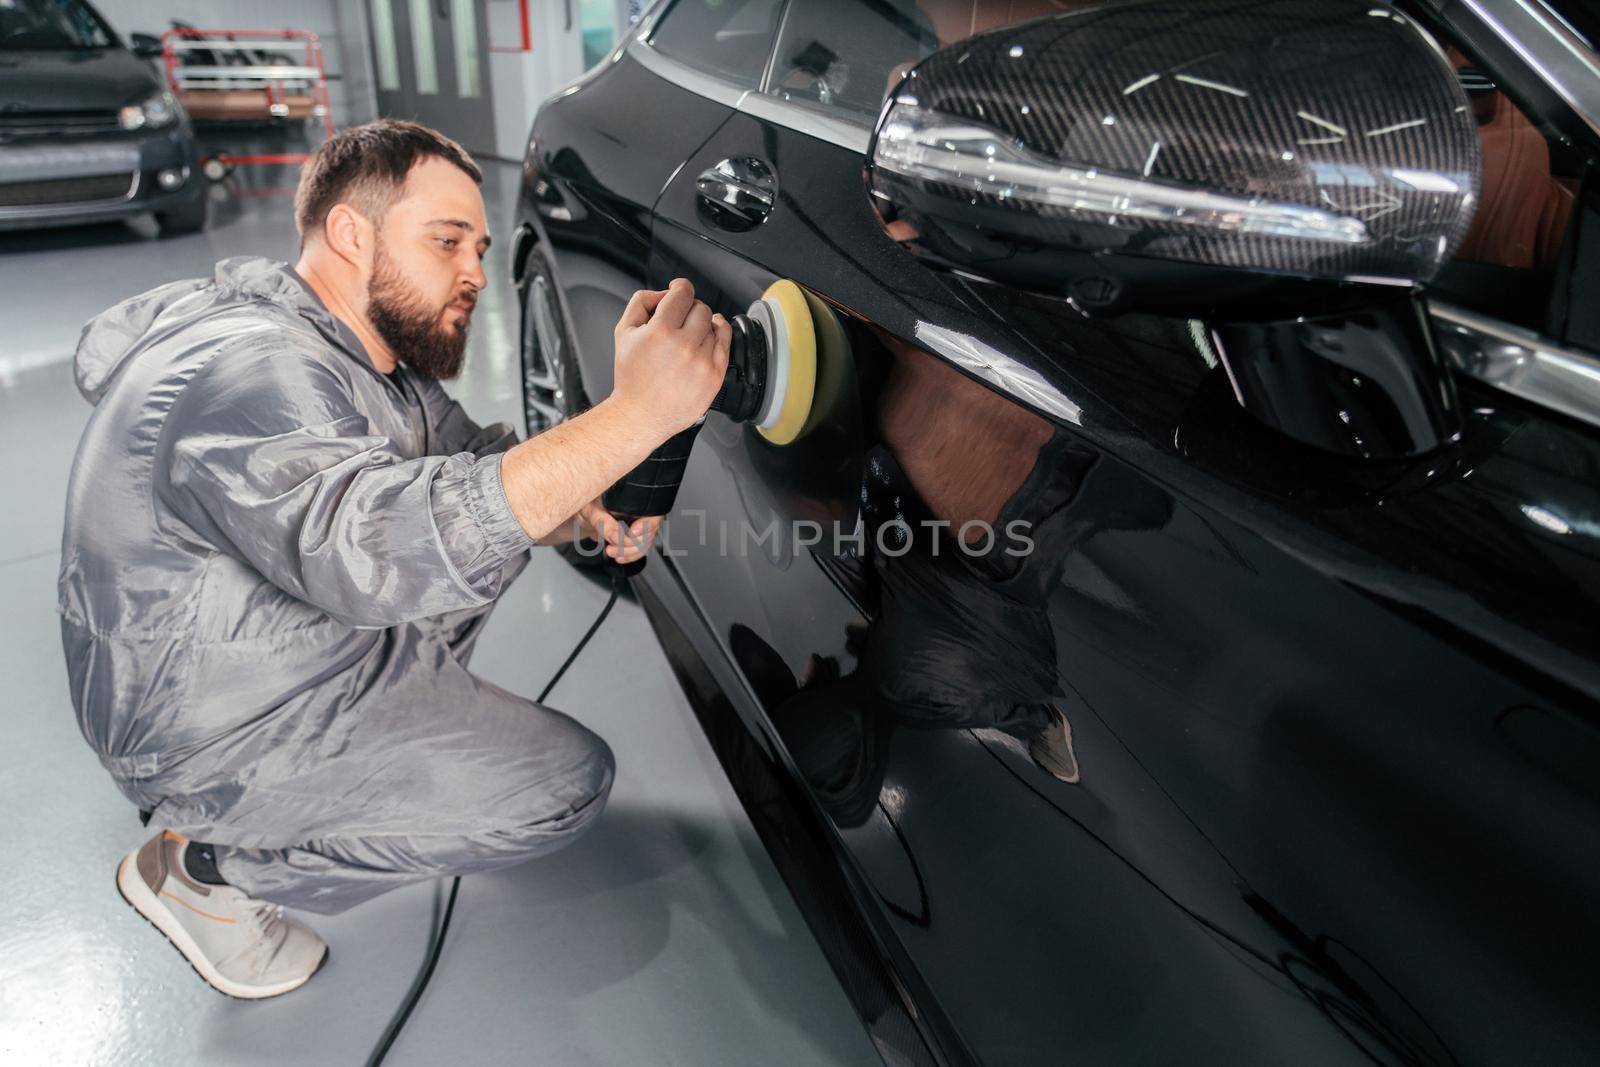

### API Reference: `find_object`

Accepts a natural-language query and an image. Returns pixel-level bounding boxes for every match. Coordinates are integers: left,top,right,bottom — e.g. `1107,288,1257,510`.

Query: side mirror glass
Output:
868,0,1481,319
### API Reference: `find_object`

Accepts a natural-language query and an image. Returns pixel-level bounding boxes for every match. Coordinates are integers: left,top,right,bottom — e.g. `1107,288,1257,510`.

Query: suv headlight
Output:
119,90,181,131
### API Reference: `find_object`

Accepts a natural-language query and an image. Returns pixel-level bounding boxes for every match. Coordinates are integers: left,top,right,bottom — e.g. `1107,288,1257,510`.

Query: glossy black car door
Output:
636,0,1600,1062
648,107,1417,1065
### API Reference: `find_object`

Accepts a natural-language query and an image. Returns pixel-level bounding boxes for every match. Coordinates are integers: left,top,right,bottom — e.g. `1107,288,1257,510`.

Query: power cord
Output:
366,567,627,1066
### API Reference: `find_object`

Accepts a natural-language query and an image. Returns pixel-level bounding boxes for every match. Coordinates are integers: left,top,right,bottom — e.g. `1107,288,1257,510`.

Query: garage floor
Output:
0,162,878,1067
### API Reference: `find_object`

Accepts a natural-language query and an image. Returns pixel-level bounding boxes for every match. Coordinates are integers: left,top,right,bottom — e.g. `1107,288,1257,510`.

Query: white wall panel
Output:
486,0,583,161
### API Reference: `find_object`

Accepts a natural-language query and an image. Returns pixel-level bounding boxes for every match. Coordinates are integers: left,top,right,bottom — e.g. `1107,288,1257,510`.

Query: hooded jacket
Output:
58,256,535,804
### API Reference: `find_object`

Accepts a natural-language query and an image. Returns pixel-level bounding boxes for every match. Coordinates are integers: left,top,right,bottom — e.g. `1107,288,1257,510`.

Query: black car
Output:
513,0,1600,1062
0,0,205,235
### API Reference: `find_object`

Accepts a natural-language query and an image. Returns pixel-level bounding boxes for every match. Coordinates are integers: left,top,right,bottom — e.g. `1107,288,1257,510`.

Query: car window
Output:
764,0,1101,123
647,0,787,88
764,0,937,121
1429,41,1592,335
0,0,113,49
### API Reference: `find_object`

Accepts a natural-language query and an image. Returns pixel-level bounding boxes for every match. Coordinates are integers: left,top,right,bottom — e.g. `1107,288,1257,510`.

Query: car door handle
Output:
695,157,776,232
697,174,772,213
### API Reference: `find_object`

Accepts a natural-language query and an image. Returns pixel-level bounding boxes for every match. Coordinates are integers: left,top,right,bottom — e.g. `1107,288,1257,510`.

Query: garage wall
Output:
331,0,381,125
485,0,590,162
93,0,378,130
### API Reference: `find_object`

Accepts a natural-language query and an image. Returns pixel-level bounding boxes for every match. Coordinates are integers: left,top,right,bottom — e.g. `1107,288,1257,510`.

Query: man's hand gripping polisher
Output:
601,279,817,571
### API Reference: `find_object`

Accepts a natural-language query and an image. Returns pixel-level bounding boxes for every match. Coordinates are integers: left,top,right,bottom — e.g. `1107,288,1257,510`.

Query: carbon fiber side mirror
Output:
868,0,1481,322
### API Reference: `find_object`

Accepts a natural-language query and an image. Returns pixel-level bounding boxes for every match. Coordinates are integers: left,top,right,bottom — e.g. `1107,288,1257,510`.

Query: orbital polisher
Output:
602,279,818,570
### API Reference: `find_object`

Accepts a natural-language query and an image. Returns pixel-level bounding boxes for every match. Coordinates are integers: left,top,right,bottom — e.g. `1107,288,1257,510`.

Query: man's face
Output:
365,157,490,380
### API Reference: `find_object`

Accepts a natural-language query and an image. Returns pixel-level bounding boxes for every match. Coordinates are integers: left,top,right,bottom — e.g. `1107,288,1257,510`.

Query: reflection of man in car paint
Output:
729,328,1180,806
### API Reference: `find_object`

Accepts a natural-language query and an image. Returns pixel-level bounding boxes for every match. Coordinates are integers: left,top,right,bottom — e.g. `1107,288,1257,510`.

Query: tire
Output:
156,193,208,237
520,247,608,572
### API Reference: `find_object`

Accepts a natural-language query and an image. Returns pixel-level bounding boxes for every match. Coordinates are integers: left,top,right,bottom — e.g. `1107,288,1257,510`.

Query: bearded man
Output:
57,120,729,998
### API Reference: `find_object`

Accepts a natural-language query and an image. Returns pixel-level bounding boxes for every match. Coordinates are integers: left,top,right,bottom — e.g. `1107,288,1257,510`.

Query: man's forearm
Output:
532,520,579,546
497,396,666,543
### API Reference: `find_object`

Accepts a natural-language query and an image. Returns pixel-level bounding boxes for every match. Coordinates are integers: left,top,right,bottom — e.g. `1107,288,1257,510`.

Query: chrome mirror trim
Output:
874,101,1374,246
1430,301,1600,430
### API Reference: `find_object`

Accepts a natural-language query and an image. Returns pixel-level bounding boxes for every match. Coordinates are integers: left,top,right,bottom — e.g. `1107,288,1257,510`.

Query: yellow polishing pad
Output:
755,279,817,446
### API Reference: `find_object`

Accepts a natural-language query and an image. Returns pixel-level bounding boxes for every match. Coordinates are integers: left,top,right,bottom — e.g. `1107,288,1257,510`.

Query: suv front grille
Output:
0,110,125,138
0,173,135,208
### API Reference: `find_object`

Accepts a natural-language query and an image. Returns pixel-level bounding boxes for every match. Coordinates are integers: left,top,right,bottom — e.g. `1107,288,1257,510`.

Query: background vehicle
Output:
515,0,1600,1062
0,0,206,235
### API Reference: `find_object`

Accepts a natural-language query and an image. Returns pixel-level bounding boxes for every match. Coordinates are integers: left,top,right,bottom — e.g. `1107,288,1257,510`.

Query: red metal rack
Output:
160,27,336,178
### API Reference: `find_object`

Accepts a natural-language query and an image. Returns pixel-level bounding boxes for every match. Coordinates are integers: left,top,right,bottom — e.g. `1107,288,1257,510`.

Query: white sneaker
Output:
116,829,328,999
1030,704,1081,784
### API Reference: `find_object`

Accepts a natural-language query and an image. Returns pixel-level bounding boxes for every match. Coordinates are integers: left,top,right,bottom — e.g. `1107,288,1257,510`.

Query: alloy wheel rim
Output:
523,274,568,432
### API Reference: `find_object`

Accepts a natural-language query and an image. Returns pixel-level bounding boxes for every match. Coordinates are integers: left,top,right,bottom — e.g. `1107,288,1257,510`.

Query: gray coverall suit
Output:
58,256,615,914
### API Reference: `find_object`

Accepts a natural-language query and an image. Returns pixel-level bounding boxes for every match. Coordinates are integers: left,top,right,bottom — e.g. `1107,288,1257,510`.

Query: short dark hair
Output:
294,119,482,244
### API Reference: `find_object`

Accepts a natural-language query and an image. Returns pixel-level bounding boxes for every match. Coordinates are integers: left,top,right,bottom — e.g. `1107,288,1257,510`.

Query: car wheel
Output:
156,194,207,237
521,249,587,434
520,247,607,571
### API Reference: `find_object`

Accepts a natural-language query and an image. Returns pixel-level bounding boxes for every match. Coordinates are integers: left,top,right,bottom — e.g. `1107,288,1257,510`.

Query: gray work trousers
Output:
155,553,616,915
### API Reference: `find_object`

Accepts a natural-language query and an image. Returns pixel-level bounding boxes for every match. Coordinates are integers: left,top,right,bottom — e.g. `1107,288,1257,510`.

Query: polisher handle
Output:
600,311,759,523
599,309,767,577
601,421,703,521
601,433,695,577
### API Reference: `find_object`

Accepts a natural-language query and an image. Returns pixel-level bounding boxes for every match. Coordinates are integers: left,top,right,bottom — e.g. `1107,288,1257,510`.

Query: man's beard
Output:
367,243,473,380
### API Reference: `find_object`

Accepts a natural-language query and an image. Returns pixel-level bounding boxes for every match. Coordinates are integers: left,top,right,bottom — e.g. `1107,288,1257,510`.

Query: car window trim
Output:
1430,300,1600,431
1463,0,1600,141
626,35,870,152
758,0,795,95
630,0,671,39
633,0,791,107
738,92,871,153
628,35,748,108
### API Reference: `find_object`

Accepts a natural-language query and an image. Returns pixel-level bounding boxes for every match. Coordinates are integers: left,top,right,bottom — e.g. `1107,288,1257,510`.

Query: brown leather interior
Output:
922,0,1094,44
1448,50,1573,271
878,333,1054,538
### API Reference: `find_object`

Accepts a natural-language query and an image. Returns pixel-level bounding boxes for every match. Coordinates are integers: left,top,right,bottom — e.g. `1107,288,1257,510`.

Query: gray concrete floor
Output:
0,163,877,1066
